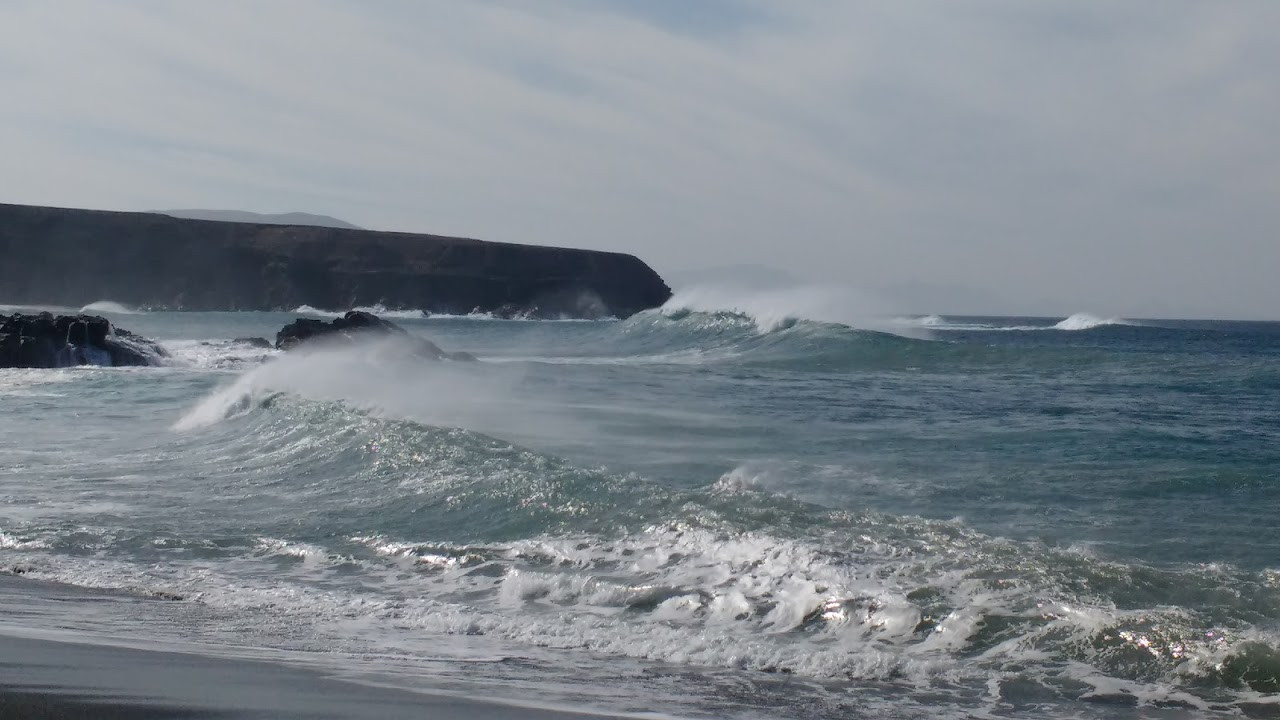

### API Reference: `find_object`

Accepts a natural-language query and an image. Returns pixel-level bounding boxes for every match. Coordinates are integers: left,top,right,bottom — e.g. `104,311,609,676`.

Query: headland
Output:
0,203,671,318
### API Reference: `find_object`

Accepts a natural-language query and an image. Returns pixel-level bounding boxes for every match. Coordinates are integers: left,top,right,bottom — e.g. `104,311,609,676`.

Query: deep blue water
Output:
2,304,1279,718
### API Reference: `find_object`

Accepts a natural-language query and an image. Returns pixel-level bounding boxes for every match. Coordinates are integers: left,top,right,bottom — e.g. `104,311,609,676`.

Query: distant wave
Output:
80,300,140,314
893,313,1132,332
291,304,424,319
1052,312,1129,331
501,306,950,373
291,305,339,317
290,305,612,322
661,284,924,338
423,311,611,323
892,314,1006,331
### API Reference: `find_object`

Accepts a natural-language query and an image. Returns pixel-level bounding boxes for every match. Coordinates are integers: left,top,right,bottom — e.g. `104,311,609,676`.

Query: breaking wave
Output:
152,307,1132,378
7,377,1280,713
80,300,140,314
291,304,425,319
1052,312,1130,331
660,284,924,338
894,313,1134,333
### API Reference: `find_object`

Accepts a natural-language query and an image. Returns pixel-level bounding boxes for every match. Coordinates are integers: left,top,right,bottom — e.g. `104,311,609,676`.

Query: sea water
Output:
1,298,1279,718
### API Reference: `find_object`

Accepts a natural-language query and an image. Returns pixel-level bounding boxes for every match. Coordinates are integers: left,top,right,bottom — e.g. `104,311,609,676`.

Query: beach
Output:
0,575,618,720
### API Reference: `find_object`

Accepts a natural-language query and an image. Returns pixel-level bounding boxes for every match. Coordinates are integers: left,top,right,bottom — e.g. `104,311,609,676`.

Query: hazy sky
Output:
2,1,1277,318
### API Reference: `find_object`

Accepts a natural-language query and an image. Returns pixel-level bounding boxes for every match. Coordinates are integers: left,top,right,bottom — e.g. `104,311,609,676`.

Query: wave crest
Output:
80,300,139,314
661,283,926,338
1053,313,1129,331
291,304,425,319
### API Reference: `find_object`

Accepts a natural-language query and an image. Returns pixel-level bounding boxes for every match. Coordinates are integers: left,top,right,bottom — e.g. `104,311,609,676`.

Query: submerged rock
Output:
275,311,476,361
0,312,168,368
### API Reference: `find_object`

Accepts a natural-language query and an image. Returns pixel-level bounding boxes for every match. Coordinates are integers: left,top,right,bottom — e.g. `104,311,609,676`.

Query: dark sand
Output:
0,576,618,720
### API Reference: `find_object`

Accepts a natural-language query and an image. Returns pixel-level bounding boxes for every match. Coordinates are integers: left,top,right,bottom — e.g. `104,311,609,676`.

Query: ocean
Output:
2,296,1279,718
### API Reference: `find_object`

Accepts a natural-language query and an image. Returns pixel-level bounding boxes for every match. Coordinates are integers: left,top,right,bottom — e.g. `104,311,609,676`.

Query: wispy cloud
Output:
1,1,1277,317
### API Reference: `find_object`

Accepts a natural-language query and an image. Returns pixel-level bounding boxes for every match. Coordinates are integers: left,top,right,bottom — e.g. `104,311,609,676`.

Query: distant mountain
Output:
158,209,362,230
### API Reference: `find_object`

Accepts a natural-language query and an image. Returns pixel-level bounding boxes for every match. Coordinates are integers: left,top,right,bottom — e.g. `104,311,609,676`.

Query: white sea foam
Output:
290,304,425,319
362,307,426,319
711,463,790,495
253,537,344,568
0,368,94,398
1052,312,1129,331
4,500,1275,717
892,315,1003,331
487,348,722,367
7,516,1263,710
290,305,614,323
662,283,926,338
891,313,1132,332
291,304,340,317
163,339,279,370
0,530,47,550
424,311,610,323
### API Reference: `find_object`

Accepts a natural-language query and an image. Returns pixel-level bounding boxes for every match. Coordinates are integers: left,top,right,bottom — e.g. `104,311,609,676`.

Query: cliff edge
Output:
0,203,671,318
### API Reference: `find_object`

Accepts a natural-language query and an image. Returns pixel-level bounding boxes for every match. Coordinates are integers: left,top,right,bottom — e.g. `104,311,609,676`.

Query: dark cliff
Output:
0,203,672,318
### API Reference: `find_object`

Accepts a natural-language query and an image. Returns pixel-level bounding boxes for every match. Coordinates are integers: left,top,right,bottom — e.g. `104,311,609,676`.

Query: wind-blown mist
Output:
175,337,593,449
662,281,926,338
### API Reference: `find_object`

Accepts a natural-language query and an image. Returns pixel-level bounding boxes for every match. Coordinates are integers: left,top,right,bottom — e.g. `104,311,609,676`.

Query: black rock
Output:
17,335,56,368
275,311,475,361
0,312,167,369
232,337,274,349
0,332,18,366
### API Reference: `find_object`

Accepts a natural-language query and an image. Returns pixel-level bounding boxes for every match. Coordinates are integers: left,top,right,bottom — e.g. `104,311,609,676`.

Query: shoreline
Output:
0,574,623,720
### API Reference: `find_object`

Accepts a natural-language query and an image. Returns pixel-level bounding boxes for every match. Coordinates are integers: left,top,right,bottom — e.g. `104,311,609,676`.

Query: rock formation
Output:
275,311,475,361
0,203,672,318
0,312,168,368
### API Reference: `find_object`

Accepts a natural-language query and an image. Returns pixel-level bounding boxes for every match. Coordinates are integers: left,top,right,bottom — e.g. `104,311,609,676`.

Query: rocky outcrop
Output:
0,203,672,318
0,312,168,368
233,337,274,349
276,311,476,361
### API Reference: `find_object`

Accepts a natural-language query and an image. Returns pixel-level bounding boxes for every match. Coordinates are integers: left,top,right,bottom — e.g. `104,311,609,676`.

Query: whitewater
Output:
2,299,1279,718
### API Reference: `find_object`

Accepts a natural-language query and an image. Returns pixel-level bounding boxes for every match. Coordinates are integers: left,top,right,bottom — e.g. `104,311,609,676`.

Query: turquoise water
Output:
2,304,1279,718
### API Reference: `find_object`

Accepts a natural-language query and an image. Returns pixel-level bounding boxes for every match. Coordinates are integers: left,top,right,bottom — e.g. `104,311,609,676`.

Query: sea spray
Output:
171,336,598,455
892,313,1132,332
661,282,928,338
80,300,140,314
1052,312,1129,331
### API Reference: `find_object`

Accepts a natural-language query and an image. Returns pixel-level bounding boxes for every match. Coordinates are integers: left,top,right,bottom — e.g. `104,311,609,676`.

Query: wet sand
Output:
0,576,617,720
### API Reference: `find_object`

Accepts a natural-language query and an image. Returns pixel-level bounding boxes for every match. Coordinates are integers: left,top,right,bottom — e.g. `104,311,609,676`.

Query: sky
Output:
1,1,1278,319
